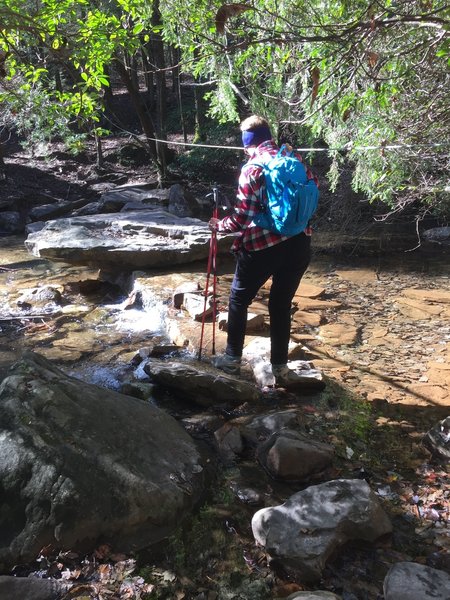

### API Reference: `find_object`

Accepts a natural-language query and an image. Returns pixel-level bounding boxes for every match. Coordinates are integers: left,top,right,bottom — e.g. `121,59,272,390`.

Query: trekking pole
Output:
198,186,219,360
211,186,219,356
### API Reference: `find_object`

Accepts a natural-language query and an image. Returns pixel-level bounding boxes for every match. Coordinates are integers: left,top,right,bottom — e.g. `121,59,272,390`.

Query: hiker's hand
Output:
209,218,220,232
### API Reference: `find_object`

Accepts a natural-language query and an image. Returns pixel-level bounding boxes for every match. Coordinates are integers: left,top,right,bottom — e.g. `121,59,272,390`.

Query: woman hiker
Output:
208,114,319,387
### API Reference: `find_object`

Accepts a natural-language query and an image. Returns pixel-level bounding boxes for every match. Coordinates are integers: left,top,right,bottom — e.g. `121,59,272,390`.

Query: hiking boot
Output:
272,364,304,387
213,353,241,376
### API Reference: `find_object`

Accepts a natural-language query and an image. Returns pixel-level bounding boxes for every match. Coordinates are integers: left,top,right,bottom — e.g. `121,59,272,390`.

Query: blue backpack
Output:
252,145,319,235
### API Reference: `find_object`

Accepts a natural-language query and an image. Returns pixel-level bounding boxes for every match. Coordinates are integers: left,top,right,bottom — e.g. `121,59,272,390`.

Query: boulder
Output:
0,351,205,569
214,423,244,461
383,561,450,600
25,210,233,269
423,416,450,460
423,226,450,245
257,429,334,481
99,184,167,213
239,409,303,444
283,593,342,600
0,210,23,233
251,479,392,582
0,575,66,600
143,359,259,406
168,183,200,217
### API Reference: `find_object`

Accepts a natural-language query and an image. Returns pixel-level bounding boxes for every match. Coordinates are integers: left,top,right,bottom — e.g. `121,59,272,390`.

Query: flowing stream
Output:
0,235,170,386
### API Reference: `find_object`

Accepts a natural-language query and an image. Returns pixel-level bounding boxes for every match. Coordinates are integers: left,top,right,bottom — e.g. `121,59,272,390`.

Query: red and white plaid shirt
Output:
217,140,318,252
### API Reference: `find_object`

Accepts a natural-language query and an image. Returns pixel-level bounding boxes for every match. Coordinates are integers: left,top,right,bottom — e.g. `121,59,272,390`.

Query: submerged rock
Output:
0,351,205,569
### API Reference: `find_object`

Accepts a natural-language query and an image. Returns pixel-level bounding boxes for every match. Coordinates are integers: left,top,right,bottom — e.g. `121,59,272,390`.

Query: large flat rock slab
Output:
25,210,234,269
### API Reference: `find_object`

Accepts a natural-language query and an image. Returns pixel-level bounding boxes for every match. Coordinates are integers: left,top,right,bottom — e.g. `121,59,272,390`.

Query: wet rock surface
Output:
25,209,234,269
142,358,260,406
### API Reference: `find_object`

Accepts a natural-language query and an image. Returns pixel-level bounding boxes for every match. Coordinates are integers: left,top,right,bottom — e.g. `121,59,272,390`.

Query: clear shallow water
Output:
0,235,169,382
2,233,449,392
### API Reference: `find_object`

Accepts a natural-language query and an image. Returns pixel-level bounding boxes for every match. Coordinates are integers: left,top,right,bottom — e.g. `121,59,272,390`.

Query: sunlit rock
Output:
318,322,359,346
383,561,450,600
25,210,233,269
143,359,260,406
251,479,392,582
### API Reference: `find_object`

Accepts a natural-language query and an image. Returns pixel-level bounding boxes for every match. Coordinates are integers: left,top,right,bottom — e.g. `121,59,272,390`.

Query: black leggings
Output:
226,233,311,364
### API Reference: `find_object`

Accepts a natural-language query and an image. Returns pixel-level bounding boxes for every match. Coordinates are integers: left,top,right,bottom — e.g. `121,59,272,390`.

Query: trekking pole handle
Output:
212,186,219,218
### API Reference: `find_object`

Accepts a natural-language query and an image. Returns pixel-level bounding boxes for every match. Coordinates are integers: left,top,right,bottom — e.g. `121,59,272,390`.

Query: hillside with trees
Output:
1,0,449,219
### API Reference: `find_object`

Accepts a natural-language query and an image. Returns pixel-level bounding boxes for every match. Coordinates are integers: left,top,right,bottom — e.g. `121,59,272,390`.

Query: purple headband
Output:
242,126,272,148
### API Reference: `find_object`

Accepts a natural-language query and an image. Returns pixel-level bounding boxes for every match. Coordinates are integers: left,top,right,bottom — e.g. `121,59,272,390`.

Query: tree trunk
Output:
103,65,114,106
149,0,168,183
193,81,207,142
170,45,187,144
114,54,159,171
141,48,154,110
54,68,63,93
94,128,104,169
0,140,7,183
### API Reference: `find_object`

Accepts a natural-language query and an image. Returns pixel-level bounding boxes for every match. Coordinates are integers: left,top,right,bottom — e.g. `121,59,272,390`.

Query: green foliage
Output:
319,379,373,450
0,80,77,152
169,121,241,183
160,0,450,215
137,474,267,599
1,0,448,215
0,0,154,153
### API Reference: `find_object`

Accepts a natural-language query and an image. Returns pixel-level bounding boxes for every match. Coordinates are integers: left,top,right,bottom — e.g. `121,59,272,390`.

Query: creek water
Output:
2,232,450,410
0,235,170,385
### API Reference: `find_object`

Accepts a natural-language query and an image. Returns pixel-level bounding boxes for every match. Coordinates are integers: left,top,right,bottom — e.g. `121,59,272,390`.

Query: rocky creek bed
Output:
0,230,449,600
